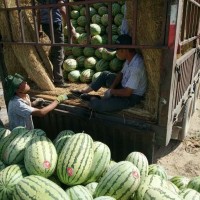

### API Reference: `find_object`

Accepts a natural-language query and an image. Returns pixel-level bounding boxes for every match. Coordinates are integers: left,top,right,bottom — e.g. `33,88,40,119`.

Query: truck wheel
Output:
192,81,200,114
178,95,194,141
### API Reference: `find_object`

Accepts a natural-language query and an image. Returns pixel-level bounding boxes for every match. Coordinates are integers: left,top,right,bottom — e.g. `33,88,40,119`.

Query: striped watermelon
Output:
125,151,149,181
179,188,200,199
85,141,111,184
85,182,98,197
72,47,83,57
53,130,75,156
0,128,11,140
94,161,141,200
0,160,5,171
0,164,28,200
170,176,190,190
148,164,168,180
66,185,93,200
143,186,182,200
0,127,28,161
95,59,109,72
63,58,77,72
80,69,95,83
68,70,81,82
136,174,169,200
94,197,116,200
13,175,70,200
3,129,37,165
24,136,57,178
84,57,97,69
29,128,46,136
166,180,180,194
83,47,95,57
187,176,200,193
57,133,94,185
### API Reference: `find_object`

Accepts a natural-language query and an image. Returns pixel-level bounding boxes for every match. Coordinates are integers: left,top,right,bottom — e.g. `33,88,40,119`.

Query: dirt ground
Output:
0,82,199,179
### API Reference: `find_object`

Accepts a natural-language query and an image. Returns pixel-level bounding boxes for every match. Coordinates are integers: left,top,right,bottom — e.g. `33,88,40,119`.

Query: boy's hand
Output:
56,94,68,103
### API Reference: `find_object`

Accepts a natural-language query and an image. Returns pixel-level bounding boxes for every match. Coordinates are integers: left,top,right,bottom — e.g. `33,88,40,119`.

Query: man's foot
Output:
54,82,69,88
80,94,101,101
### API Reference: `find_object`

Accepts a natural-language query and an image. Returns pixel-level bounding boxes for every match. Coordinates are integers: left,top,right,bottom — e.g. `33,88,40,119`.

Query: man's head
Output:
114,34,136,60
5,73,29,101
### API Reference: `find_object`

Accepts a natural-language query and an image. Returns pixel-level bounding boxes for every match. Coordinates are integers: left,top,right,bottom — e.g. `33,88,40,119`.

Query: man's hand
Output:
56,94,68,103
32,98,44,107
103,89,112,99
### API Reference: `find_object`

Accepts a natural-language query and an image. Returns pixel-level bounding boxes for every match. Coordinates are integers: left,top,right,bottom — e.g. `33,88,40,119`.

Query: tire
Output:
178,94,194,141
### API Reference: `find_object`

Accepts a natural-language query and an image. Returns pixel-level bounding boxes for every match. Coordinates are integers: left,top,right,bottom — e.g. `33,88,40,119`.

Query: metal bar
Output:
131,0,138,45
176,48,196,65
85,3,91,44
179,36,199,46
181,0,188,41
48,7,54,44
16,0,25,42
186,1,192,39
189,0,200,7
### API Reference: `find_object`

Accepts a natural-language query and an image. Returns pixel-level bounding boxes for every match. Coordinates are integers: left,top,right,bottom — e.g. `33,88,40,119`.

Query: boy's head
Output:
5,73,26,101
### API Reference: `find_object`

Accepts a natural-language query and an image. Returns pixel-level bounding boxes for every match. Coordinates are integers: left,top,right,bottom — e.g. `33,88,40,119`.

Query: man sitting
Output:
71,34,147,113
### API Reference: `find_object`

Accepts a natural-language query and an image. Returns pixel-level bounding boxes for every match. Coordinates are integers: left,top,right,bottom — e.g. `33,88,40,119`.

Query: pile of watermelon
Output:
0,126,200,200
63,1,125,83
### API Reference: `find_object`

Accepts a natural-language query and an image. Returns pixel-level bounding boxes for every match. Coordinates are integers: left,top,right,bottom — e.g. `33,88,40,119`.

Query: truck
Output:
0,0,199,163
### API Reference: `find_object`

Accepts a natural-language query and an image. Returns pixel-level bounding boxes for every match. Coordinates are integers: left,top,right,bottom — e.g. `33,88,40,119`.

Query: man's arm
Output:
110,72,123,89
58,0,77,37
31,100,59,117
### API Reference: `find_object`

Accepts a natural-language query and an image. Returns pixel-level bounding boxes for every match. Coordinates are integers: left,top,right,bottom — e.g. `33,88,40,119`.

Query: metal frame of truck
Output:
0,0,199,162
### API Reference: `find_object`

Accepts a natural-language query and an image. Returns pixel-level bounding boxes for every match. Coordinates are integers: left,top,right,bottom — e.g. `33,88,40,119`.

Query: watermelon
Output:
92,72,102,83
57,133,94,185
93,3,105,10
3,129,36,165
13,175,70,200
85,141,111,184
64,46,72,56
77,56,86,68
102,49,116,61
0,160,5,171
63,58,77,72
94,197,116,200
77,16,87,27
114,13,124,26
170,176,190,190
95,59,109,72
72,46,83,57
99,24,106,34
92,14,101,24
70,10,80,19
24,136,57,178
109,57,124,72
101,35,108,44
0,128,11,140
106,24,118,35
148,164,168,180
84,47,95,57
78,33,88,45
53,130,75,156
98,6,108,16
94,161,141,200
121,4,125,15
80,7,86,16
187,176,200,192
91,35,103,45
0,164,28,200
136,174,173,200
71,4,83,11
66,185,93,200
68,70,81,82
70,19,78,28
179,188,200,199
84,57,97,69
80,69,95,83
85,182,98,197
0,127,28,161
112,35,119,44
126,152,149,181
76,26,85,34
29,128,46,136
95,47,104,59
112,3,121,16
90,24,101,36
101,14,108,26
89,7,97,16
143,186,182,200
